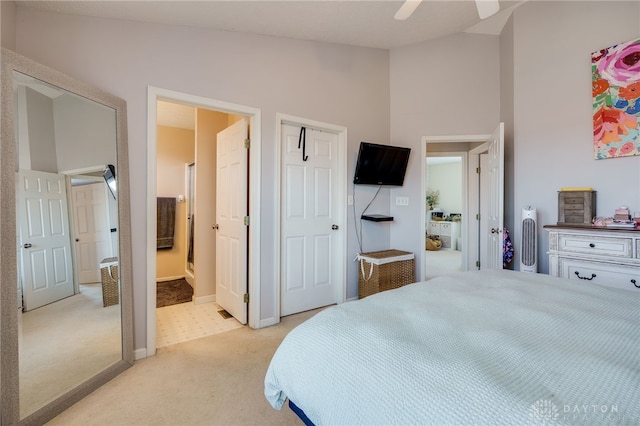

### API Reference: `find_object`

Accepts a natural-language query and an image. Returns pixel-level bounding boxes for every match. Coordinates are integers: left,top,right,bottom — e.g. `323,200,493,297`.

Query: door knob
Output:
23,243,32,249
331,224,339,230
490,228,501,234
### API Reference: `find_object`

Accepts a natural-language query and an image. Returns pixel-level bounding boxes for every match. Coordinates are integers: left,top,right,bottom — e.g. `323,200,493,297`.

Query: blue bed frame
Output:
289,400,315,426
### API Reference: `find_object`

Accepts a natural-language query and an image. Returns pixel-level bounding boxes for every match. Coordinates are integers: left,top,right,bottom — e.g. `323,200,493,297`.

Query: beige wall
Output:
156,125,195,281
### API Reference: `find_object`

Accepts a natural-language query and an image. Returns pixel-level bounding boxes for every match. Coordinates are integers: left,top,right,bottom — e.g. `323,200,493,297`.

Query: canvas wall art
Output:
592,38,640,159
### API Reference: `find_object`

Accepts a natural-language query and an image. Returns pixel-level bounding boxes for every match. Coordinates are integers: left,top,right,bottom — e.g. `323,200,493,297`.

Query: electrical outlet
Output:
395,196,409,206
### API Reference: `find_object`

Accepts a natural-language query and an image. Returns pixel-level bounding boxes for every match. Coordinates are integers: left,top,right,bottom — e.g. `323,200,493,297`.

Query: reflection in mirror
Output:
15,71,121,418
1,48,133,425
103,164,117,198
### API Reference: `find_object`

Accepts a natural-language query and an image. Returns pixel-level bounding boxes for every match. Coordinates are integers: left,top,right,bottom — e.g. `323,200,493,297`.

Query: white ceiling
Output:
157,100,196,130
15,0,523,129
16,0,522,50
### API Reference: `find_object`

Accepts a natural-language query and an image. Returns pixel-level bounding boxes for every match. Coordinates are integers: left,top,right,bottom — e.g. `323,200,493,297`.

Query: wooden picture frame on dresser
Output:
544,225,640,292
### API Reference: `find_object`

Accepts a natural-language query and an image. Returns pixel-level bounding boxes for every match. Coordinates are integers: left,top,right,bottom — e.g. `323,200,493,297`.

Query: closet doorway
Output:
146,87,262,357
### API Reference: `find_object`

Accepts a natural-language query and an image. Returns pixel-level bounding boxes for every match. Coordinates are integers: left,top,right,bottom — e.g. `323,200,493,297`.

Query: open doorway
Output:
154,101,249,348
146,87,262,358
425,154,465,279
421,135,488,281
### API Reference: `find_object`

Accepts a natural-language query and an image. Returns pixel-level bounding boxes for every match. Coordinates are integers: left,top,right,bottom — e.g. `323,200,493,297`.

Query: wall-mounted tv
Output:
353,142,411,186
103,164,116,199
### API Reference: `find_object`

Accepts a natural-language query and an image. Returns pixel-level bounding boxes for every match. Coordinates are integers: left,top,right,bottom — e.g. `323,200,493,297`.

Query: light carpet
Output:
424,248,462,280
46,308,323,425
20,283,121,419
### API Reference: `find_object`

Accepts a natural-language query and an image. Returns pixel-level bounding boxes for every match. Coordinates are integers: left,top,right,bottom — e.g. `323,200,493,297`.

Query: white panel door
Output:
17,170,74,311
281,124,341,316
72,182,112,283
479,153,489,269
484,123,504,270
216,118,248,325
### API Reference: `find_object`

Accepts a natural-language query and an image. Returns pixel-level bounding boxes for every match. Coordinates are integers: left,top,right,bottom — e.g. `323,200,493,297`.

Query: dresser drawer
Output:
559,257,640,292
428,222,440,235
558,233,632,258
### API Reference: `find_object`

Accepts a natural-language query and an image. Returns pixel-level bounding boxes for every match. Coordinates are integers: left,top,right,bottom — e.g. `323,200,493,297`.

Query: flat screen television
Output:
103,164,116,199
353,142,411,186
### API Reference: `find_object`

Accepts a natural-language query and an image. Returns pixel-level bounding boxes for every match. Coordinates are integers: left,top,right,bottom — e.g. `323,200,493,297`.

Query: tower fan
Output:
520,206,537,273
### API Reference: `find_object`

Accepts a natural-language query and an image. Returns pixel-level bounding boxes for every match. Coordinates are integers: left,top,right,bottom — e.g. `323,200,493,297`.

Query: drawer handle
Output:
575,271,596,281
632,279,639,289
589,243,595,248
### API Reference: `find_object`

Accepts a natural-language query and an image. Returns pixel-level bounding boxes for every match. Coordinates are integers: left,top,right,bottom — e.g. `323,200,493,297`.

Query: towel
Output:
157,197,176,249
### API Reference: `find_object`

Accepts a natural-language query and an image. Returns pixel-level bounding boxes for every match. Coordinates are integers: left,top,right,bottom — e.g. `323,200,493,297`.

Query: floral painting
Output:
592,38,640,159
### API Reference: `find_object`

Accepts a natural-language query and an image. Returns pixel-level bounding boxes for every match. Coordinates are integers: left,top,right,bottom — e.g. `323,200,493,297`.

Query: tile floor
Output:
156,301,244,348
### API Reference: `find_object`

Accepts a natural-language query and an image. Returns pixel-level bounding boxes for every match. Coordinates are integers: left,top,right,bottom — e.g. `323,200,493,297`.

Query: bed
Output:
264,270,639,425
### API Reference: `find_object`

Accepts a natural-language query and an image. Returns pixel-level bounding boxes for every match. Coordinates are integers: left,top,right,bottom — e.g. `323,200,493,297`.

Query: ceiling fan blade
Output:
394,0,422,21
475,0,500,19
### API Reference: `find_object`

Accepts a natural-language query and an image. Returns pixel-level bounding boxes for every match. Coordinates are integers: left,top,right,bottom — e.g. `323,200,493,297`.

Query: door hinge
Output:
244,138,250,149
476,167,481,174
244,216,250,226
476,260,481,268
476,213,480,220
244,293,249,303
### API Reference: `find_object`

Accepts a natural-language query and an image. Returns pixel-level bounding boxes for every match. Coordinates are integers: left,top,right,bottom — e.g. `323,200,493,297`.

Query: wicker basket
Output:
100,257,119,307
358,250,415,299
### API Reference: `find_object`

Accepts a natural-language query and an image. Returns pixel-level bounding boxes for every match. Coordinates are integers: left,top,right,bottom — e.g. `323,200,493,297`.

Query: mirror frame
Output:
0,47,134,425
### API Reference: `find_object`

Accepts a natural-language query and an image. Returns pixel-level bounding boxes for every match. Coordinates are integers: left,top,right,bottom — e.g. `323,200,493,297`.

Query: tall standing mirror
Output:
1,48,134,425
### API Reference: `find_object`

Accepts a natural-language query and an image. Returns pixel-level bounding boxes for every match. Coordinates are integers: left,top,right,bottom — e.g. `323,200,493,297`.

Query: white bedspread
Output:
264,270,639,425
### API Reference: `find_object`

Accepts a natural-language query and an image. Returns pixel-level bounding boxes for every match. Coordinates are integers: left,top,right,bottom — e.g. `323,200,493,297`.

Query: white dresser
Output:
428,221,460,250
545,225,640,293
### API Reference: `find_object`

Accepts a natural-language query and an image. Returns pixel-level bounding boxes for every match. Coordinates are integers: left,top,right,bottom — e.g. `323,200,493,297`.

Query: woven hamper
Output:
100,257,119,307
358,249,415,299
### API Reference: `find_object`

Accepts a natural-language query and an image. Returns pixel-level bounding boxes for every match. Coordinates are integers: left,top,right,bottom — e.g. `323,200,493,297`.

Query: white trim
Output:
133,348,147,361
146,86,262,358
274,113,348,322
424,134,490,144
59,165,107,175
421,134,490,281
156,275,185,282
469,142,489,155
258,317,279,329
193,294,216,305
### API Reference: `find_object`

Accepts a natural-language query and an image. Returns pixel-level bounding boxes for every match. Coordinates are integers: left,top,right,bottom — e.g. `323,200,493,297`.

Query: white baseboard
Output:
134,348,148,360
346,296,358,302
156,275,185,282
258,317,279,328
194,294,215,305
